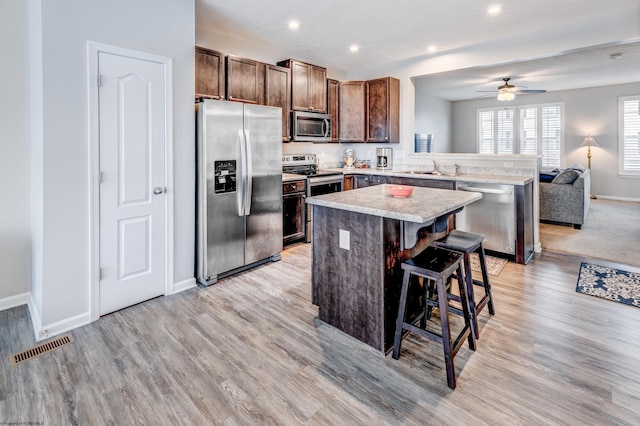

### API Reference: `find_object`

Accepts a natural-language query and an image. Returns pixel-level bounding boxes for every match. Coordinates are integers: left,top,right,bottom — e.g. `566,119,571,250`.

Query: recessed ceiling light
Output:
350,45,359,53
427,45,437,53
610,52,622,59
288,20,300,30
487,5,502,15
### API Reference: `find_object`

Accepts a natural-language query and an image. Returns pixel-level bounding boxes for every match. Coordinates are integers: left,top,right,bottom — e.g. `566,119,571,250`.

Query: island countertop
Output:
306,184,481,223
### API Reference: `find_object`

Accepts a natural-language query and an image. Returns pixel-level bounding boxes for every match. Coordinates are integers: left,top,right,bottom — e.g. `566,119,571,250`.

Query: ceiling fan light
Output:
497,91,515,101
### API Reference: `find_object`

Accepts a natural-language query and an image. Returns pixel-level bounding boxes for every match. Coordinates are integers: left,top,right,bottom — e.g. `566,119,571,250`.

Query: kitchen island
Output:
306,184,481,353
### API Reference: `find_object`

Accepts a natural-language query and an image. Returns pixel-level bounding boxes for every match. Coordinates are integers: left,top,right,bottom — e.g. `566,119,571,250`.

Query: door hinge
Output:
98,171,104,184
98,267,103,281
97,74,103,87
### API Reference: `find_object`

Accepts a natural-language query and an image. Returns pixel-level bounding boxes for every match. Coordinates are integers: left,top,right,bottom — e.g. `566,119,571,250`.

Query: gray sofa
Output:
539,167,591,229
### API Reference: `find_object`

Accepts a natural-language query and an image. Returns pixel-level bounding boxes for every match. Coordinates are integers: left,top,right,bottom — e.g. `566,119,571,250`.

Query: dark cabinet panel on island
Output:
265,64,291,141
195,46,225,100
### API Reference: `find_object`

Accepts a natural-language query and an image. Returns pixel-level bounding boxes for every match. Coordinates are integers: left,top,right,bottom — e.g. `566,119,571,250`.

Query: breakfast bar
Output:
306,184,481,353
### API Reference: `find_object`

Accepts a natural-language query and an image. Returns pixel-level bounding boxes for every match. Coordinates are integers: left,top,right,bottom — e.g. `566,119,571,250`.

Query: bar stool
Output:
392,246,475,389
433,230,495,340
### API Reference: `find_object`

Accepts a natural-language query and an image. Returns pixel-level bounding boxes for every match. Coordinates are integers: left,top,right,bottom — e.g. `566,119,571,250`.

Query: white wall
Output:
413,87,453,153
0,0,31,307
26,0,195,337
451,82,640,199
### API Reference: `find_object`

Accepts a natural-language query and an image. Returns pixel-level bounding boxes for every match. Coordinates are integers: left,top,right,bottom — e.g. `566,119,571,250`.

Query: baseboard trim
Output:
171,277,196,295
0,292,30,312
595,195,640,203
28,294,91,342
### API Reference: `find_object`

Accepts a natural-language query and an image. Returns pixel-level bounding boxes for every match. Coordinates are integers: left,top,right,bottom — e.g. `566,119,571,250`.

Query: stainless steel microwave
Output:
291,111,331,142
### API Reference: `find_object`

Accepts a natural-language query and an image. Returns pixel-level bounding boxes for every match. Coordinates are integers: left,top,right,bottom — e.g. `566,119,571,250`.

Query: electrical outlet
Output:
339,229,350,250
503,162,513,168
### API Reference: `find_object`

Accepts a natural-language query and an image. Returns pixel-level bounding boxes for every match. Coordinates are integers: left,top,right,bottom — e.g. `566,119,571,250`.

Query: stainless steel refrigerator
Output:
196,99,283,286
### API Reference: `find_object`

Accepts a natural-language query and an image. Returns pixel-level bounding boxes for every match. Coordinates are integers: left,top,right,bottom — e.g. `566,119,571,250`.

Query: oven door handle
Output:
308,175,343,185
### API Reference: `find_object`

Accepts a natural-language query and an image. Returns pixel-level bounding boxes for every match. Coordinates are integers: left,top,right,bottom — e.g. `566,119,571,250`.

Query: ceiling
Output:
196,0,640,100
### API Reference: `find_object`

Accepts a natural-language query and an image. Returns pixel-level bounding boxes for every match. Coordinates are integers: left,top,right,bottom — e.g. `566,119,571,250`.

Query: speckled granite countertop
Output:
321,167,533,186
306,184,481,223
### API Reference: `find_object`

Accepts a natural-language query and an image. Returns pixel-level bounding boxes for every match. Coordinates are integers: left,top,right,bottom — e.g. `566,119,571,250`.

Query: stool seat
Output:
433,229,484,253
402,245,462,276
433,229,495,339
392,246,475,389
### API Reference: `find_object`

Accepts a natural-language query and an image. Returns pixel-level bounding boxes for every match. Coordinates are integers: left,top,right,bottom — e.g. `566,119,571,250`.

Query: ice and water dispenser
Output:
214,160,236,193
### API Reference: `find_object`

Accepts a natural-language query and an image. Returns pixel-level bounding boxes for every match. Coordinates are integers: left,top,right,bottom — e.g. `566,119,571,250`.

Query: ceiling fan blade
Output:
515,89,547,93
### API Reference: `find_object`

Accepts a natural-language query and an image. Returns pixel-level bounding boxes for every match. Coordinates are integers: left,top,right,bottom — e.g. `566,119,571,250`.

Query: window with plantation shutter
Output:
619,96,640,176
497,109,514,154
478,103,563,168
541,105,562,168
478,110,494,154
477,107,514,154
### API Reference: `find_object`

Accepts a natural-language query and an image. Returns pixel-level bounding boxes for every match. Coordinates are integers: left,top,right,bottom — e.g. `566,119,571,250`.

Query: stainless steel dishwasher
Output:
455,182,515,255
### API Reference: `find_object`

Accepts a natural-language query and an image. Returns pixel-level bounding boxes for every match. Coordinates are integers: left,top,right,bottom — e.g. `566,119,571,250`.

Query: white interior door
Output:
98,51,166,315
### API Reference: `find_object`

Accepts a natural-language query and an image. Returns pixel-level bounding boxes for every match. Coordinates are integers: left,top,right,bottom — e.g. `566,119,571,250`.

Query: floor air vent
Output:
10,334,75,366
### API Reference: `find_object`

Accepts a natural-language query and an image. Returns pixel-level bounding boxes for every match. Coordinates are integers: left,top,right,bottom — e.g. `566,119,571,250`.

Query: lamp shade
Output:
580,134,600,147
497,91,515,101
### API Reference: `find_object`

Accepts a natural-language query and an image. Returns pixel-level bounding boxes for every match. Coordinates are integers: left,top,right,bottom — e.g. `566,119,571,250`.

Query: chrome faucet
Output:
432,160,439,172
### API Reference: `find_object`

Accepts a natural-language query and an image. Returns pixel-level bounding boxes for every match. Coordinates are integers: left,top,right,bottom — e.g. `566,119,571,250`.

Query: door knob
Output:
153,187,165,195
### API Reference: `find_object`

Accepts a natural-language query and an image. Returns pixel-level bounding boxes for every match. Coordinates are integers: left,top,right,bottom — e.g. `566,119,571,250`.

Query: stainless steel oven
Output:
306,174,343,242
282,153,343,243
283,178,307,247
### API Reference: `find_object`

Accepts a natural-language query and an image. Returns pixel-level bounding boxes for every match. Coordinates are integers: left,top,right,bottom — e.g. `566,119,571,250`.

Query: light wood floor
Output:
2,244,640,425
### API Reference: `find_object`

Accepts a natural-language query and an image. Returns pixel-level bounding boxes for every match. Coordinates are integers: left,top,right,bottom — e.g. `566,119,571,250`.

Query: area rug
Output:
469,252,508,276
576,262,640,308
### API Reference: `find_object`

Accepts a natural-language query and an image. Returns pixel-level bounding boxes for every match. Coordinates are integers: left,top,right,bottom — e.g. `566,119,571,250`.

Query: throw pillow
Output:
539,172,557,183
552,169,580,184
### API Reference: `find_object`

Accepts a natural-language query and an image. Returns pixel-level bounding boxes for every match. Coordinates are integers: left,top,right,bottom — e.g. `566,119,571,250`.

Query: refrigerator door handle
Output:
237,129,246,216
244,130,253,215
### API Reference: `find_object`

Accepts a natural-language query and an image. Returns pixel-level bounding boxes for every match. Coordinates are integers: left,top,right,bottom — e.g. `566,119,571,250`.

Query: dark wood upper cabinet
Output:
338,81,366,143
226,55,264,104
265,64,291,142
327,79,339,142
195,46,225,100
366,77,400,143
277,59,327,112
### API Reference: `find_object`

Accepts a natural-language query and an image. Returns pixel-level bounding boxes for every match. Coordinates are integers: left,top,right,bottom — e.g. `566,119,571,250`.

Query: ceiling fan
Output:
478,77,547,101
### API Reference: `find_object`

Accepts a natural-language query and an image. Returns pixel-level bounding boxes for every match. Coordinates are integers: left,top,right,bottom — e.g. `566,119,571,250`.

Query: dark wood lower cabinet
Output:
387,176,455,190
354,174,387,188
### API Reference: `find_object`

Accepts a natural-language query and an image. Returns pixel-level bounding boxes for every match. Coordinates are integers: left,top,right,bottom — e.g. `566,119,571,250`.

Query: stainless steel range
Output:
283,154,343,242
